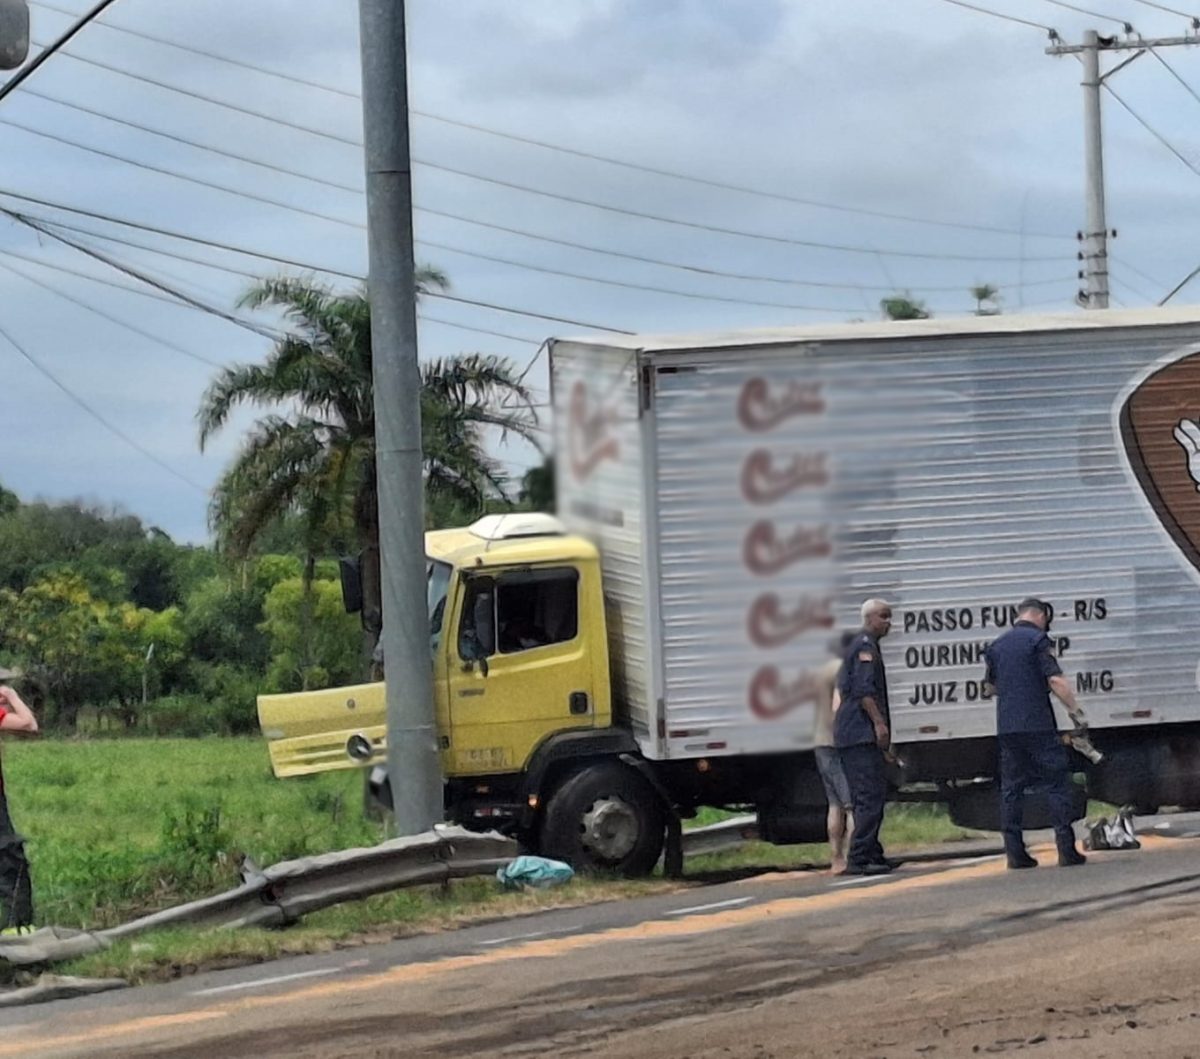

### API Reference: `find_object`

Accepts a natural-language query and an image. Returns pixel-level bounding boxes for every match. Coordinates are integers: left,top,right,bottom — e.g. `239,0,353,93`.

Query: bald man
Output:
834,599,894,876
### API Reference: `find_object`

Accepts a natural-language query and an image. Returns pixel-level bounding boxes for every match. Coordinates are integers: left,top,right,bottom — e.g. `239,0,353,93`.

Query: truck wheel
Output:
540,763,665,876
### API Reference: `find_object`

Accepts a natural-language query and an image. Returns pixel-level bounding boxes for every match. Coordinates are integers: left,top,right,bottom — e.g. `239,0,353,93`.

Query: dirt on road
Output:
17,848,1200,1059
125,874,1200,1059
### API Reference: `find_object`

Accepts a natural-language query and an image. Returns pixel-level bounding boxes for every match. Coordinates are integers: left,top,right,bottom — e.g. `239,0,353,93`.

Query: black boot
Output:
1058,845,1087,867
1056,828,1086,867
1007,850,1038,870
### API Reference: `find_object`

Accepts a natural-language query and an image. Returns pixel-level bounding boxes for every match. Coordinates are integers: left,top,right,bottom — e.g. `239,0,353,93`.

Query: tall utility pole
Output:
1081,29,1109,310
1048,28,1199,310
357,0,443,835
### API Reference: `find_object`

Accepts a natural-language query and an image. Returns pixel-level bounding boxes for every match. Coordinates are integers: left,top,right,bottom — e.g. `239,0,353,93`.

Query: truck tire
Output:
539,762,665,876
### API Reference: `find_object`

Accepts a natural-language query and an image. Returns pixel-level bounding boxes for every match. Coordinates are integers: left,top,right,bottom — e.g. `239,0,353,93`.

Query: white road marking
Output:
665,896,754,916
478,931,552,946
191,967,339,996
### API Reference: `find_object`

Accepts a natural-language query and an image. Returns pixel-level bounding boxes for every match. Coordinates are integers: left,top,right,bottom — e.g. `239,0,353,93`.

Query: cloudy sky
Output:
0,0,1197,542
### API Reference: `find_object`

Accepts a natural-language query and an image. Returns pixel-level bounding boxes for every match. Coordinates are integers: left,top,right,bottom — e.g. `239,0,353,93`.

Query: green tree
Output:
519,456,556,512
881,294,931,321
970,284,1002,316
197,276,540,663
260,576,362,692
0,570,148,728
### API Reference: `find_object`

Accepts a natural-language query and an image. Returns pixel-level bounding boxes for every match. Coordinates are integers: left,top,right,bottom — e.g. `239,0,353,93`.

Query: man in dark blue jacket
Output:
983,598,1088,870
835,599,894,876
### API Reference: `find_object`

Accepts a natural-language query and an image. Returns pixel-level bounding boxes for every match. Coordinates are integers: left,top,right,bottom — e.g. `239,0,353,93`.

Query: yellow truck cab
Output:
260,513,674,875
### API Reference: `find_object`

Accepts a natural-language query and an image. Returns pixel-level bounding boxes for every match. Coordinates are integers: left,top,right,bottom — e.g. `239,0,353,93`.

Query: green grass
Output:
8,737,380,929
685,803,983,875
2,737,988,985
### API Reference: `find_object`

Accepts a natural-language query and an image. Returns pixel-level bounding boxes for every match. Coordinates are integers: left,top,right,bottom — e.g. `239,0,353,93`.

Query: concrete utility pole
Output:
1048,28,1200,310
1081,29,1109,310
357,0,443,835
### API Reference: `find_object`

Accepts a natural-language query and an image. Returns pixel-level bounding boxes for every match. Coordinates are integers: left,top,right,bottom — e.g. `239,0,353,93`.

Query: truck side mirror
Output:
458,582,495,676
0,0,30,71
473,590,495,658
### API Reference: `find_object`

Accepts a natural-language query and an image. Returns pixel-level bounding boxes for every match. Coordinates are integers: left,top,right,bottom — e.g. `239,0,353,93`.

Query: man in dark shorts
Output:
815,631,856,873
0,682,38,934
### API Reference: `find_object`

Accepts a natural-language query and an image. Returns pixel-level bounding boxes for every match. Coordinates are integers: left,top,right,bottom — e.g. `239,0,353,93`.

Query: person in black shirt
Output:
983,598,1088,870
0,683,37,934
834,599,894,876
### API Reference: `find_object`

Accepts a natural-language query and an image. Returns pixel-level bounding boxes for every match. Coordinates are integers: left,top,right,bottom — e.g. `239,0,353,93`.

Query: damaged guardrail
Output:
680,815,759,857
0,826,516,968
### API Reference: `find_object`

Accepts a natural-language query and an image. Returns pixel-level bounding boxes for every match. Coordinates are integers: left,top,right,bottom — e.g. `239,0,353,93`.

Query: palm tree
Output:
970,284,1002,316
198,275,540,666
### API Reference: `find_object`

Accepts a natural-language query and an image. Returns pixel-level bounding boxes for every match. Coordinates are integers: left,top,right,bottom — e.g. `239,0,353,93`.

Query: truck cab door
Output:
447,565,596,775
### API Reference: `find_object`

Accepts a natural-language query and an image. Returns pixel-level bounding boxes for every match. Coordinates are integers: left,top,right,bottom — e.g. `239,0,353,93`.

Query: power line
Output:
413,110,1069,241
935,0,1057,32
0,0,122,103
21,86,365,195
0,254,222,366
425,291,632,334
33,2,1063,242
417,315,542,345
0,317,207,492
0,187,365,278
20,212,265,280
420,238,857,312
1103,81,1200,178
0,117,367,230
1131,0,1200,20
419,204,1074,291
31,0,360,99
1111,252,1170,291
29,38,362,147
1039,0,1133,28
1,194,628,333
7,210,281,339
1111,272,1157,302
0,238,222,309
1161,260,1200,303
415,158,1063,262
9,44,1058,266
1149,46,1200,109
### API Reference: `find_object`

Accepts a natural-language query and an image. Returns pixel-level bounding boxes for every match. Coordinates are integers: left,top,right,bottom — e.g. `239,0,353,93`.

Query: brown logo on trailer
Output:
567,380,620,482
737,378,826,432
1119,350,1200,573
740,450,830,504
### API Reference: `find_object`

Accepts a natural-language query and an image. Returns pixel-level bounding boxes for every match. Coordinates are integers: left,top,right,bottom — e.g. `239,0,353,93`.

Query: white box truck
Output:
260,308,1200,874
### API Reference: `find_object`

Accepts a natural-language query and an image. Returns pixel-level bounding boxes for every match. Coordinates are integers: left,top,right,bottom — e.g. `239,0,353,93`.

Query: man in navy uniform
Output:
834,598,894,876
984,598,1088,870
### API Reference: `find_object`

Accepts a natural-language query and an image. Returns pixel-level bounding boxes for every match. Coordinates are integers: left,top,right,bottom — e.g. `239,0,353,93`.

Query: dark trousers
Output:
839,743,887,867
0,791,33,930
999,731,1077,856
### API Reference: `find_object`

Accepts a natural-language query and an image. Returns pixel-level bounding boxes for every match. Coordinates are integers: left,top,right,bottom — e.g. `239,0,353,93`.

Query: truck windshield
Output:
427,560,453,652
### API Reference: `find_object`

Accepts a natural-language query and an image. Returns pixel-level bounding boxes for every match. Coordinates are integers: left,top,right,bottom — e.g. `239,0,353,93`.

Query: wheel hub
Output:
580,796,639,862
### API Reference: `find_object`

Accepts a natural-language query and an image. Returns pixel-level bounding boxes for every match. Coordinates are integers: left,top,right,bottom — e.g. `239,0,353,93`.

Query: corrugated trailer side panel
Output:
647,321,1200,757
551,341,660,752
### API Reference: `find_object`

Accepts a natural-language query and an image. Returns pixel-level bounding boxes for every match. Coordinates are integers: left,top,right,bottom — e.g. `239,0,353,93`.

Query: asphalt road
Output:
7,817,1200,1057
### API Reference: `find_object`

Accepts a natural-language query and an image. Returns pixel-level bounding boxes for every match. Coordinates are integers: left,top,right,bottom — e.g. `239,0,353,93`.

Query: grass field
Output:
2,737,982,983
8,737,379,929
